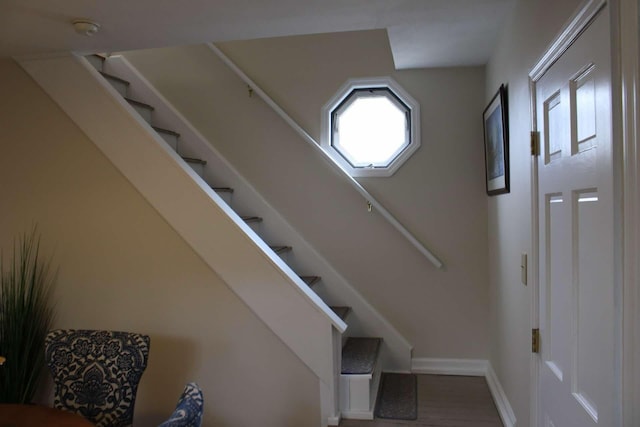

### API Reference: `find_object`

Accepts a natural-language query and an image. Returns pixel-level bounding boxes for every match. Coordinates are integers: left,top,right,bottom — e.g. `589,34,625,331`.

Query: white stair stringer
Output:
103,53,413,373
19,53,346,425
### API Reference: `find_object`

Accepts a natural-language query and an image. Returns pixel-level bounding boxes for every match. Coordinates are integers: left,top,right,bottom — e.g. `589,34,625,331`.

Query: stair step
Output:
212,187,233,205
181,156,206,165
241,216,263,223
125,97,154,123
181,156,206,177
330,306,352,321
270,245,292,255
212,187,234,193
152,126,180,138
99,71,130,86
99,71,130,97
341,337,382,375
339,337,384,419
300,275,321,287
152,126,180,151
87,54,106,71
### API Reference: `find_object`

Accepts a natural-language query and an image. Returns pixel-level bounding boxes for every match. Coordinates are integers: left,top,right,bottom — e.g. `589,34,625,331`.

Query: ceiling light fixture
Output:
72,19,101,36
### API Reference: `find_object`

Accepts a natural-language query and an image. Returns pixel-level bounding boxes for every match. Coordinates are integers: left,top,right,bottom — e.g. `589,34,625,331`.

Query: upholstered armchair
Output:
44,329,150,427
158,382,204,427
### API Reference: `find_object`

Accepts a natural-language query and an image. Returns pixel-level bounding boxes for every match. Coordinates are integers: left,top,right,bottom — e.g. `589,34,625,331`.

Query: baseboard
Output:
485,364,517,427
411,358,488,376
327,414,341,426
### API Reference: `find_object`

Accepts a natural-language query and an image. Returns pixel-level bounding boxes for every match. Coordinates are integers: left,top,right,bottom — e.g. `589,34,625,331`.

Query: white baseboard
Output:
327,414,341,426
485,364,517,427
411,358,488,376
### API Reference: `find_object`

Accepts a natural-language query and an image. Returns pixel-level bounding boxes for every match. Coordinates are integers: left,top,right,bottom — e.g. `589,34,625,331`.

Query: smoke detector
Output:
72,19,101,36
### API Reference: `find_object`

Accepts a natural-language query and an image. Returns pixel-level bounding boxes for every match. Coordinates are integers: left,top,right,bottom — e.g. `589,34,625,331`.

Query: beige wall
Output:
485,0,583,425
0,58,319,427
124,29,490,359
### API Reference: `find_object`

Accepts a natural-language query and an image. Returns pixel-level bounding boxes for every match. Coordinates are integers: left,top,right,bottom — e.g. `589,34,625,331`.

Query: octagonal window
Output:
321,77,420,177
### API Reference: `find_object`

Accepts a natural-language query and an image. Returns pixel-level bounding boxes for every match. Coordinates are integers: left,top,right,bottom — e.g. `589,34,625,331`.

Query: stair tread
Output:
212,187,234,193
270,245,292,254
241,216,263,223
152,126,180,137
125,97,155,110
99,71,130,86
330,306,351,320
300,276,321,287
181,156,207,165
341,337,382,375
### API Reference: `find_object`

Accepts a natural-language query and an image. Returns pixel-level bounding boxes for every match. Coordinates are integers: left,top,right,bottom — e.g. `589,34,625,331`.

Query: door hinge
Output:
530,131,540,156
532,328,540,353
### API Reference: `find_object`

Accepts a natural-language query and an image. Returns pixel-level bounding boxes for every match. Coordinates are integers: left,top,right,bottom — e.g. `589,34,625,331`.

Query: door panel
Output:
536,6,614,426
545,192,569,382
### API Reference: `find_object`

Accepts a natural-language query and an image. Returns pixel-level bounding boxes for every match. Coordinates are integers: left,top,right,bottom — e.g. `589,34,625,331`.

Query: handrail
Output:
207,43,444,270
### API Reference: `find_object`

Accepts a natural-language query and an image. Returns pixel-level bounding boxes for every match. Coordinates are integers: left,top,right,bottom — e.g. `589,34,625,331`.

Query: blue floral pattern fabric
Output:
158,382,204,427
45,329,150,427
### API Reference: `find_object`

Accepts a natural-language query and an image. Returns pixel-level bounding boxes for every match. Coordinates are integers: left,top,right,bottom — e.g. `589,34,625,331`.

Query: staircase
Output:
86,53,389,421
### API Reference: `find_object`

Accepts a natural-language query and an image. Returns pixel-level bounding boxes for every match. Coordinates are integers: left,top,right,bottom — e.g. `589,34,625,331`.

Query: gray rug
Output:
375,373,418,420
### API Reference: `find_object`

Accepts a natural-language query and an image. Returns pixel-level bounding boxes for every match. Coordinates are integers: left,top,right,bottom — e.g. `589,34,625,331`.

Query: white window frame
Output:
321,77,421,177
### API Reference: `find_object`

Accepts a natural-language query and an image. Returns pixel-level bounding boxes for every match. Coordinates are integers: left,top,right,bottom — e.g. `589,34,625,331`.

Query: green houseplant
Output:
0,229,56,403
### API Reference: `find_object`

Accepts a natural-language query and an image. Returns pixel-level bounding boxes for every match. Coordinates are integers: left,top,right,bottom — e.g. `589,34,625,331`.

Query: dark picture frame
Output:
483,84,510,196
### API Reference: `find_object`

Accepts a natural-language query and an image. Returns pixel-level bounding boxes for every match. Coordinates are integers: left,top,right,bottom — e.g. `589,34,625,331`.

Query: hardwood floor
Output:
339,375,503,427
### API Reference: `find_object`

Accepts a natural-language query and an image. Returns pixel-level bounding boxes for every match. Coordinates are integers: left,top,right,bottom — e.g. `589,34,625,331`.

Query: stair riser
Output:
339,355,382,419
187,162,205,178
86,55,104,72
245,221,261,234
105,77,128,98
342,334,349,347
215,191,232,206
129,103,153,123
158,132,179,151
277,252,290,263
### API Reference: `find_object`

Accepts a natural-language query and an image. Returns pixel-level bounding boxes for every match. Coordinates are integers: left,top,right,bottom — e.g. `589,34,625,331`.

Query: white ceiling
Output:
0,0,514,68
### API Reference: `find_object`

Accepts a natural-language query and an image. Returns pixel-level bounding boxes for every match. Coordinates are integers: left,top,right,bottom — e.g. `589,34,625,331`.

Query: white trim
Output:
486,364,517,427
340,373,373,380
207,43,444,270
528,80,541,427
617,0,640,425
320,76,421,178
411,358,488,376
327,415,341,426
529,0,607,81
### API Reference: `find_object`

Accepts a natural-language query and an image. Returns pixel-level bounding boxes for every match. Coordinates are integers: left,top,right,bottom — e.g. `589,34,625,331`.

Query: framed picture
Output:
483,84,510,196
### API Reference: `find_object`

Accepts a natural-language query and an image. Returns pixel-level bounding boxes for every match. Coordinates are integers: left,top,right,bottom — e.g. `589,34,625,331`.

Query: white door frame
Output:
527,0,635,426
616,0,640,425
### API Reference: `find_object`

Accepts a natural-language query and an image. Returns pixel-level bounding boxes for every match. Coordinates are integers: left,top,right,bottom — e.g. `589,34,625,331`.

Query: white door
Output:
535,6,616,427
